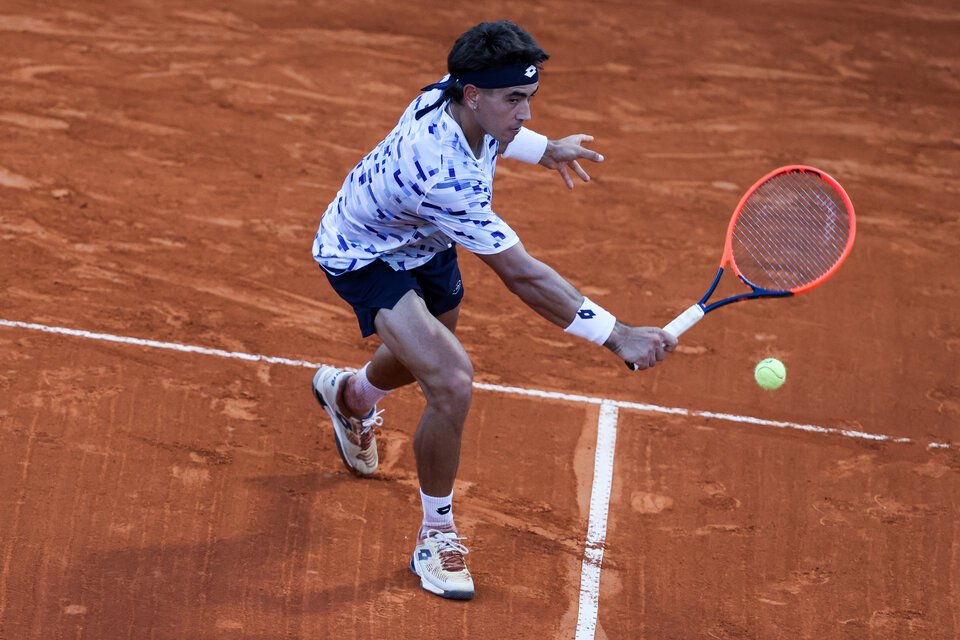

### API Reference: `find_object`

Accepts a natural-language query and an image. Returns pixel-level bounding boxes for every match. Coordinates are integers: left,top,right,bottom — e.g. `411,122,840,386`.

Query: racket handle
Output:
663,303,705,339
625,304,705,371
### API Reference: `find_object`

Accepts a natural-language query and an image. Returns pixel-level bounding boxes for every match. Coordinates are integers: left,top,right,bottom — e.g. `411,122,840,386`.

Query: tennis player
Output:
311,20,676,600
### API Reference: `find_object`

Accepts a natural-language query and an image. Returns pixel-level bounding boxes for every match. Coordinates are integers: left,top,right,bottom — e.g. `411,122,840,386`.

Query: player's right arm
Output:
478,242,675,369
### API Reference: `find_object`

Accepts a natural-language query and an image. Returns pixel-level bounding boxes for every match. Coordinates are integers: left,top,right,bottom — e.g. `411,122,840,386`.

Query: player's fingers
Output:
569,135,603,163
660,329,679,351
571,160,590,182
630,349,652,370
558,165,574,189
578,148,604,163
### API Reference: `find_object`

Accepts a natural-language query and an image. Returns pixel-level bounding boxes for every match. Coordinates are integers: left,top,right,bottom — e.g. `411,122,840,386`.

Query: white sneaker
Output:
312,366,382,475
410,526,475,600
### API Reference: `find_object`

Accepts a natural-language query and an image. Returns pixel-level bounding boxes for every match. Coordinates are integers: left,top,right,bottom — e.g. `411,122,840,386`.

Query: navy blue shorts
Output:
323,247,463,337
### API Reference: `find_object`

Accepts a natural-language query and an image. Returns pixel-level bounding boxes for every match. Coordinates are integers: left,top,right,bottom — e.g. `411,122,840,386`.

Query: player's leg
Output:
372,289,475,599
312,259,420,475
373,291,471,495
314,249,464,477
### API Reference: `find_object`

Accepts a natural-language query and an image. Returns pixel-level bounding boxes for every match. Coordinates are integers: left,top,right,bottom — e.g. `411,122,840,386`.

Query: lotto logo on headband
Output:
525,65,536,78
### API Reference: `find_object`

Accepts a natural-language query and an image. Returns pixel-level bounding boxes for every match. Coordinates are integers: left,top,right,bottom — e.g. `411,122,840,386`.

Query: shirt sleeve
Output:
419,173,520,255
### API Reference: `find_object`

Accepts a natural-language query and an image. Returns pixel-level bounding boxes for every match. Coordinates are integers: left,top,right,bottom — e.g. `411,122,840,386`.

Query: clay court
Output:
1,1,959,638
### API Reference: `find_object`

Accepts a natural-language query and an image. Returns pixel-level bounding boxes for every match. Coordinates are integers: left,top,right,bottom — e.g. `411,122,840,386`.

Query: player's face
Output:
475,82,539,144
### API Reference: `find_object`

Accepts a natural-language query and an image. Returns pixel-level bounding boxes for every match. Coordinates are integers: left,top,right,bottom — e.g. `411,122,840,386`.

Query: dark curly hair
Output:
443,21,549,104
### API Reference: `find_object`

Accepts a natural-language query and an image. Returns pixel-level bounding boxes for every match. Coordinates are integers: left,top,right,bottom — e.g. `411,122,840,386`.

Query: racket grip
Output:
625,304,705,371
663,304,705,339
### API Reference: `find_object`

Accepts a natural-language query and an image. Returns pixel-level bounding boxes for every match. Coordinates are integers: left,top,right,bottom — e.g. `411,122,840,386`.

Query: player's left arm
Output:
539,134,604,189
502,129,604,189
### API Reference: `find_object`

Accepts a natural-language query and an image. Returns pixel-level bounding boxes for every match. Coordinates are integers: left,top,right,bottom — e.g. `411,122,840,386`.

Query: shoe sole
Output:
312,368,371,476
409,555,475,600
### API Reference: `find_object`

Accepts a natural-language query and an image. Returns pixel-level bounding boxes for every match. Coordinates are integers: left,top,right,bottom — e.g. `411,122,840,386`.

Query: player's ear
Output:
462,84,481,111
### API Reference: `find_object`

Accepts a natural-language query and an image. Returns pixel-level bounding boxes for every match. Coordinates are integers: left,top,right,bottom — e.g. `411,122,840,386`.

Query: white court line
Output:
0,319,941,448
575,401,619,640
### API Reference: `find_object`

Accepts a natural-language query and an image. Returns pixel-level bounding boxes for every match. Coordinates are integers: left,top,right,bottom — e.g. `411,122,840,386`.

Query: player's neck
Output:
446,102,483,158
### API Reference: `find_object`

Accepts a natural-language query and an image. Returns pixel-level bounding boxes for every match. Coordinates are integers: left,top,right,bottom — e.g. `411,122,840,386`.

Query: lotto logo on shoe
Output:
418,549,432,561
577,309,596,320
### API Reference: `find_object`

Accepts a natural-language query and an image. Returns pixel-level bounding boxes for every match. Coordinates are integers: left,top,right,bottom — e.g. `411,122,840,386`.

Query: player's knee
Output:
424,359,473,416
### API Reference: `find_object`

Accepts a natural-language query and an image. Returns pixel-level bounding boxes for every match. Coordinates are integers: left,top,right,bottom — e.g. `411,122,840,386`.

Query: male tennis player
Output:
312,21,676,600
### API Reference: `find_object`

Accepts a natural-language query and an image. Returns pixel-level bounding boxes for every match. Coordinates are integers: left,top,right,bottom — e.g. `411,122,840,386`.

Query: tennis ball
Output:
754,358,786,390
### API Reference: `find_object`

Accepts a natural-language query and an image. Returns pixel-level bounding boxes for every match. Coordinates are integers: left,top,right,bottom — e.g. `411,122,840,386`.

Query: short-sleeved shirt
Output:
312,84,520,275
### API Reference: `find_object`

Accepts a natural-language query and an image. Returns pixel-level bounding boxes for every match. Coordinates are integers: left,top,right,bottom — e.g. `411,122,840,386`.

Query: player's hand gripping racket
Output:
628,165,856,370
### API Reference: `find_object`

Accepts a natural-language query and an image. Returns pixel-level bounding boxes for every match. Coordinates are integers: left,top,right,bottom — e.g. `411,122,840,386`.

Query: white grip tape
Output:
663,304,705,339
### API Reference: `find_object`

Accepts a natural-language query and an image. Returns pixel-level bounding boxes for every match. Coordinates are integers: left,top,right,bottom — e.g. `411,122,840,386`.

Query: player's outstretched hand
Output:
605,323,677,370
539,134,604,189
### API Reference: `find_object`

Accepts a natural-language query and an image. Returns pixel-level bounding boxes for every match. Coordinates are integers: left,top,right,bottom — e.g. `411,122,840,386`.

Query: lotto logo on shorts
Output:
577,309,596,320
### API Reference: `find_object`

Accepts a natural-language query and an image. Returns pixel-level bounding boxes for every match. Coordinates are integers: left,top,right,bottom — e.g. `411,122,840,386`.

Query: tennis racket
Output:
628,165,856,370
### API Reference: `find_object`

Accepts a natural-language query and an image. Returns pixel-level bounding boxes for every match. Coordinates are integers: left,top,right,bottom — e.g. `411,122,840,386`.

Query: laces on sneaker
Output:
359,408,384,434
425,530,469,571
354,408,382,467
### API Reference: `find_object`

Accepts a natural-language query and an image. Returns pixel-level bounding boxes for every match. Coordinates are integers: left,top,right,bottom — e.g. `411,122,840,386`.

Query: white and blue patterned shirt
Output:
312,85,520,274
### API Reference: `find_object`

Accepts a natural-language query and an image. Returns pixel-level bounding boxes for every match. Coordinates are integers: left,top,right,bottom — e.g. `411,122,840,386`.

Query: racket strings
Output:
735,207,839,290
766,181,846,272
732,172,851,291
736,200,838,285
736,182,848,288
766,175,850,256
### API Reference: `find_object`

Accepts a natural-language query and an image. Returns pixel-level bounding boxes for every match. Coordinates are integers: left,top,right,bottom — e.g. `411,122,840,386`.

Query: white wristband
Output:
501,127,548,164
564,297,617,345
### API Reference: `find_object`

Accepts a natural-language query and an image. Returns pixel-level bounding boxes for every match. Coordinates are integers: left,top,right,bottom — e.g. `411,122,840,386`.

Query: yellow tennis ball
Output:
754,358,786,390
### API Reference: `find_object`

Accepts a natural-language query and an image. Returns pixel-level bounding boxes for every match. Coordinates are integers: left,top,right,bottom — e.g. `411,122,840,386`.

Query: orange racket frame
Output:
627,165,856,370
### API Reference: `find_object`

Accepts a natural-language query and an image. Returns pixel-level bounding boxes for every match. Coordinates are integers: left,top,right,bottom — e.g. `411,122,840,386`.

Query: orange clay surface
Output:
1,1,959,639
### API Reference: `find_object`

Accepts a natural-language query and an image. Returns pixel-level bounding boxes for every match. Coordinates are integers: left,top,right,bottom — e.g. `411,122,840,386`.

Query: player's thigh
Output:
373,290,472,389
435,305,460,333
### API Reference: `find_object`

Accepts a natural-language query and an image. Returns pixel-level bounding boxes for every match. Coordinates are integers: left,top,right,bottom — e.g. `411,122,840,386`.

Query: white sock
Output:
420,488,454,530
351,364,390,415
